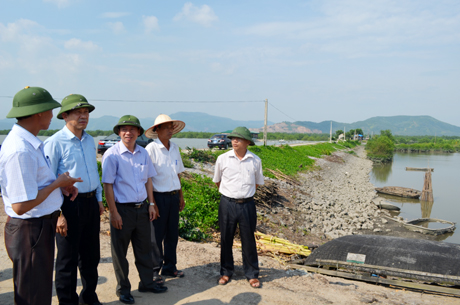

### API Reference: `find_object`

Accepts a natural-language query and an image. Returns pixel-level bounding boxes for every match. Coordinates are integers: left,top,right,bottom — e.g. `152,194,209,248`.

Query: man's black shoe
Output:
138,283,168,293
79,301,103,305
118,294,135,304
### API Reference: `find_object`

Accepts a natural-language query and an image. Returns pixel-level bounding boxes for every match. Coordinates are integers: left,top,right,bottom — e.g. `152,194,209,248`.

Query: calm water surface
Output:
371,152,460,244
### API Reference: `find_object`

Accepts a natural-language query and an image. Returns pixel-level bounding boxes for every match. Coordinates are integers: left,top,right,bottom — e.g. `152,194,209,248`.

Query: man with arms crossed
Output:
213,127,264,288
102,115,167,304
44,94,103,305
145,114,186,279
0,86,81,305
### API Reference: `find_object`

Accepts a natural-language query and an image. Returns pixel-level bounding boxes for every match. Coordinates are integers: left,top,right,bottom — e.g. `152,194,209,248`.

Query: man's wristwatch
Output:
149,202,155,206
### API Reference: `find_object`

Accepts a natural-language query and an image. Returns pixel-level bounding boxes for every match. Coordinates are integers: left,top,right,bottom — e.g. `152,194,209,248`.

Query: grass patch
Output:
179,173,220,241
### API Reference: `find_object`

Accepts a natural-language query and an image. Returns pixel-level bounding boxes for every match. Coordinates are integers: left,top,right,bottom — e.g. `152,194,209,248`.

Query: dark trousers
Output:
111,202,155,295
152,191,180,273
5,214,58,305
218,195,259,279
55,195,100,305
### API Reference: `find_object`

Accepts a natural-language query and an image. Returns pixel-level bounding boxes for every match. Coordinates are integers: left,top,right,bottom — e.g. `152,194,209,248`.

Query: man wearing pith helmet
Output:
145,114,186,279
102,115,167,304
0,86,81,305
213,126,264,288
44,94,103,305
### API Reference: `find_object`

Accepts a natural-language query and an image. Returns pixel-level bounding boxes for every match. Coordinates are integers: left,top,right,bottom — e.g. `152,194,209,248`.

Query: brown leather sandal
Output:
218,275,230,285
249,278,260,288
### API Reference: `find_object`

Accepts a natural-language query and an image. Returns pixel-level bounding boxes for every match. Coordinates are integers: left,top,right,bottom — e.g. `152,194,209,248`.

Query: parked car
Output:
97,133,153,155
207,134,232,149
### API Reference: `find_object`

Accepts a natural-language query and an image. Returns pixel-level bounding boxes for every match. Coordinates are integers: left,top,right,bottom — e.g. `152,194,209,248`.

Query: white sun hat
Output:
145,114,186,139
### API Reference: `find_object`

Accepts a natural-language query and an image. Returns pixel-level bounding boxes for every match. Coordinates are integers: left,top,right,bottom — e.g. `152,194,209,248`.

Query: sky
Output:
0,0,459,126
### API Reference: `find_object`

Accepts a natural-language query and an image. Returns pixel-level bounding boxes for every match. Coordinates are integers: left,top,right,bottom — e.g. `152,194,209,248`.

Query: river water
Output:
370,152,460,244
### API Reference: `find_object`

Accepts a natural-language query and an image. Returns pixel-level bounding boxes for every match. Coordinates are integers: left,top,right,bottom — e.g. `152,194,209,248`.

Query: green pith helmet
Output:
6,86,61,118
227,126,255,146
113,115,144,135
57,94,95,119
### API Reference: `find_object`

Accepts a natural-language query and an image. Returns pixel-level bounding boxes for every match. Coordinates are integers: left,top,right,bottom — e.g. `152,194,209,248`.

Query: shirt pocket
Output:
242,166,256,186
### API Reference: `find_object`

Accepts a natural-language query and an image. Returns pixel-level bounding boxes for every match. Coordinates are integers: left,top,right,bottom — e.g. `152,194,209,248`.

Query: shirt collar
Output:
230,149,253,161
118,141,140,154
154,138,175,150
12,124,42,150
62,125,87,141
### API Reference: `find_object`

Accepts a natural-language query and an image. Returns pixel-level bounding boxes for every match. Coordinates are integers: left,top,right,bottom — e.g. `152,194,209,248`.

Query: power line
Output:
0,96,264,104
268,102,297,122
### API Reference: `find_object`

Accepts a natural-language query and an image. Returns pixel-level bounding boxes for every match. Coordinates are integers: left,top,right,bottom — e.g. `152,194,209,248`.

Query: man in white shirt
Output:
213,126,264,289
145,114,186,279
0,86,81,305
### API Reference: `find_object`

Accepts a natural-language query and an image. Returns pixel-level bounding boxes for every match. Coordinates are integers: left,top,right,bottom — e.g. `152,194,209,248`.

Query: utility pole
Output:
344,126,346,141
329,121,332,143
263,99,268,146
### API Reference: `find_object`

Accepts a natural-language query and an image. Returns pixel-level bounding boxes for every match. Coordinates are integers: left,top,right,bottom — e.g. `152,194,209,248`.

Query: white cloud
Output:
107,22,125,34
173,2,218,27
143,16,159,33
43,0,70,8
243,0,460,58
0,19,41,41
64,38,101,51
100,12,131,19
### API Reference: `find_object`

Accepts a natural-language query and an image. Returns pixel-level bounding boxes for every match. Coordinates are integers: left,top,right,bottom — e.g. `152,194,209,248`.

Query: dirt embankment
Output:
0,146,458,304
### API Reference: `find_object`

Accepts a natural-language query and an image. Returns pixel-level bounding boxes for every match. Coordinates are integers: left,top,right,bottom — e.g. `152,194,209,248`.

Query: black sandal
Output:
161,269,184,278
153,274,165,285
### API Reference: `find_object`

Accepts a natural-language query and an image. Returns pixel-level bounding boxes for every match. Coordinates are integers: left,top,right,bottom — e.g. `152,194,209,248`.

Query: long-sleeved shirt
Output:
44,125,102,202
0,124,63,218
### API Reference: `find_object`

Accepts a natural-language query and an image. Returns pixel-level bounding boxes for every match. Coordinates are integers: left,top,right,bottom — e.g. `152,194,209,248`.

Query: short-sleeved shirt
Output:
44,126,102,202
101,141,156,203
0,124,63,218
213,149,264,199
145,139,184,192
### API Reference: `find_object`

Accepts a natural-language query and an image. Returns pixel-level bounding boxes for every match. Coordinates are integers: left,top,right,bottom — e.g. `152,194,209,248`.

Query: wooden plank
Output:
289,264,460,297
406,167,434,172
314,259,460,283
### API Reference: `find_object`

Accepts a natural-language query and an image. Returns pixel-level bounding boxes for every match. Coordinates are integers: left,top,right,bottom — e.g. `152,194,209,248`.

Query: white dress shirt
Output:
213,149,264,199
145,139,184,192
0,124,63,218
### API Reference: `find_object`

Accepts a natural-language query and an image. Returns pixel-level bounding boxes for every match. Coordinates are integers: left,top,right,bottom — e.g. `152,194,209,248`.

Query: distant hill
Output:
291,116,460,136
1,114,458,136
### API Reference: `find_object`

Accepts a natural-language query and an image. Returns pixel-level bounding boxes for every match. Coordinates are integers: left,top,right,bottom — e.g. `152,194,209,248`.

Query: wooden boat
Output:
301,235,460,293
372,198,400,211
403,218,456,235
375,186,421,198
405,167,434,172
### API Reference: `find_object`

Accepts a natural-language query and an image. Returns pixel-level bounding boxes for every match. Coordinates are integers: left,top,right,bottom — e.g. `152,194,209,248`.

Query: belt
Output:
155,190,179,196
77,190,96,199
40,210,61,219
222,195,254,204
117,200,147,209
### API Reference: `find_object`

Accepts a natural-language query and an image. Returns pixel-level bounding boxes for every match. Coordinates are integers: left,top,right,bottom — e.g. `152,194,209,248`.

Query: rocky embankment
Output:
186,145,394,246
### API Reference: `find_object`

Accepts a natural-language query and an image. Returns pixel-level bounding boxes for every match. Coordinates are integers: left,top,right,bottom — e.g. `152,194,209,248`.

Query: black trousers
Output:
111,202,155,295
55,195,100,305
5,214,58,305
152,191,180,273
218,195,259,279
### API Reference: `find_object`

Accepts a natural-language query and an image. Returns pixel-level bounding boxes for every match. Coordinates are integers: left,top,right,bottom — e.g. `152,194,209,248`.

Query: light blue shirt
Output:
0,124,63,218
101,141,156,203
44,126,102,202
